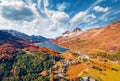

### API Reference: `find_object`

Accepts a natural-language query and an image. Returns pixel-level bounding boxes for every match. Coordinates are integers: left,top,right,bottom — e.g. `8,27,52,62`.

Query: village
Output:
40,49,120,81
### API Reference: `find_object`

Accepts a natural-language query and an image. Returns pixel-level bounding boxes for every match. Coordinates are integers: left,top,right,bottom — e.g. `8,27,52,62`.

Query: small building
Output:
79,55,90,61
58,72,64,77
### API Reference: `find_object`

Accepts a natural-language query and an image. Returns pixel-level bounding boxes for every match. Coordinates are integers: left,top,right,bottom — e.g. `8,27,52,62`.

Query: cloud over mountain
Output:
0,0,119,38
0,0,70,38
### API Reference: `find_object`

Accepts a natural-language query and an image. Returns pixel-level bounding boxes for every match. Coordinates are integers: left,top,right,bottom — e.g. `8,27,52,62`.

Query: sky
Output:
0,0,120,38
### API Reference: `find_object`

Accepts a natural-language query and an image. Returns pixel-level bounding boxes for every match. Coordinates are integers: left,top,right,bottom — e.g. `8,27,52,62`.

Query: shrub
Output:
92,66,102,71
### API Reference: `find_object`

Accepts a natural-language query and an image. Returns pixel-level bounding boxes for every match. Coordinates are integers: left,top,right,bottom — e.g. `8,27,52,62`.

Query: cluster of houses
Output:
52,64,59,71
58,68,66,77
78,55,90,61
58,59,80,77
112,60,120,64
55,59,80,77
73,50,90,61
57,54,90,77
61,59,80,67
79,76,97,81
50,51,91,78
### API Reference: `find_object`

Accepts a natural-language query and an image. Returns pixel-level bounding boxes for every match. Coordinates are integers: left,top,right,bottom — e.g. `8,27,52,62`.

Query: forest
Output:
0,50,59,81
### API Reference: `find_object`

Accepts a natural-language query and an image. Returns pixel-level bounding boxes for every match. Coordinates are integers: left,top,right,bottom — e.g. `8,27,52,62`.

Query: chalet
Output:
58,72,64,77
78,55,90,61
53,64,58,70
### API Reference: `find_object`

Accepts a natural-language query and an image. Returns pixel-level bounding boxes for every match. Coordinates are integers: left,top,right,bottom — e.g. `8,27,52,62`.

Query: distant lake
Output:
36,42,68,52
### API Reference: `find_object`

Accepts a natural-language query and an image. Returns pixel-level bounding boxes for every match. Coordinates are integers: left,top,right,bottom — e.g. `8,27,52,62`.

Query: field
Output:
66,63,87,79
80,62,120,81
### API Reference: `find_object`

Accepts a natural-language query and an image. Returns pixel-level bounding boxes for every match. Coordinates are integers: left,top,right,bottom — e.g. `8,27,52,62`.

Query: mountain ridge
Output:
2,30,49,43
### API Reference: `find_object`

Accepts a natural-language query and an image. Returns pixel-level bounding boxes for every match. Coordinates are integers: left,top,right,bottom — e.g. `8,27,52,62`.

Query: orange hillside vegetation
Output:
53,21,120,54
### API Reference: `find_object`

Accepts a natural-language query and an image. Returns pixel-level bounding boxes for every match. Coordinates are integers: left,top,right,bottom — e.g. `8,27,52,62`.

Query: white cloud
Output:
86,0,104,12
57,2,69,11
110,9,120,16
44,0,49,8
93,6,111,12
0,0,70,38
69,0,103,28
71,12,87,25
0,0,25,7
101,8,120,21
71,11,96,26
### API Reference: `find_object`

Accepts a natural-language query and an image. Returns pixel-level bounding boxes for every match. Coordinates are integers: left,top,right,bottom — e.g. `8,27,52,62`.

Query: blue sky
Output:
0,0,120,38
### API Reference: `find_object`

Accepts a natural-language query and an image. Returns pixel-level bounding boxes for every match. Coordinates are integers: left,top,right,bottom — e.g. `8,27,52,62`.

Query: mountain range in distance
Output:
2,29,49,43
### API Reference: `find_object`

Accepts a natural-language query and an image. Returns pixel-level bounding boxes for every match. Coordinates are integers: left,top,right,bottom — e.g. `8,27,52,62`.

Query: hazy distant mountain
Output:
0,30,22,45
3,30,49,43
0,30,30,60
0,30,14,44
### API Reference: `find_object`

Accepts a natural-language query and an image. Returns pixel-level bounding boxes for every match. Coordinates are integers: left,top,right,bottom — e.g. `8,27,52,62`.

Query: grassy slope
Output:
80,62,120,81
57,21,120,54
66,63,87,79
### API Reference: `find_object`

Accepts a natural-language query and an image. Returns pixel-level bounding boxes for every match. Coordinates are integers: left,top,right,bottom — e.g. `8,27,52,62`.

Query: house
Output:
53,64,58,69
58,68,66,77
50,64,58,72
79,55,90,61
58,72,64,77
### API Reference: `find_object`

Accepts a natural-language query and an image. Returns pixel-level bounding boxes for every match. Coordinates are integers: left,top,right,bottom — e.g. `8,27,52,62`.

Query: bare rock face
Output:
62,31,70,35
63,27,81,34
72,27,81,32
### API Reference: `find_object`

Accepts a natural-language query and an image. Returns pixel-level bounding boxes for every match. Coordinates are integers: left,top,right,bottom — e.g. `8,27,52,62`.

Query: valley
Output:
0,0,120,81
0,21,120,81
51,21,120,81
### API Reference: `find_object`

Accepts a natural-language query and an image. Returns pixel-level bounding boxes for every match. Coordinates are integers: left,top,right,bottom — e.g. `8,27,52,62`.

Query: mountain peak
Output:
72,27,81,32
62,27,81,35
62,31,70,35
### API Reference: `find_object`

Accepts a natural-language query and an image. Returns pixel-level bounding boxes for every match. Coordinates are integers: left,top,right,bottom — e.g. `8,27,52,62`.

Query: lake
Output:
36,42,68,52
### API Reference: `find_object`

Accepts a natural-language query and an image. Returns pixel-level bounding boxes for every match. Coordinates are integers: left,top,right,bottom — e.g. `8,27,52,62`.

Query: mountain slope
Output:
0,30,30,60
0,30,60,61
3,30,48,43
0,31,61,81
53,21,120,54
0,30,27,47
0,30,17,44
